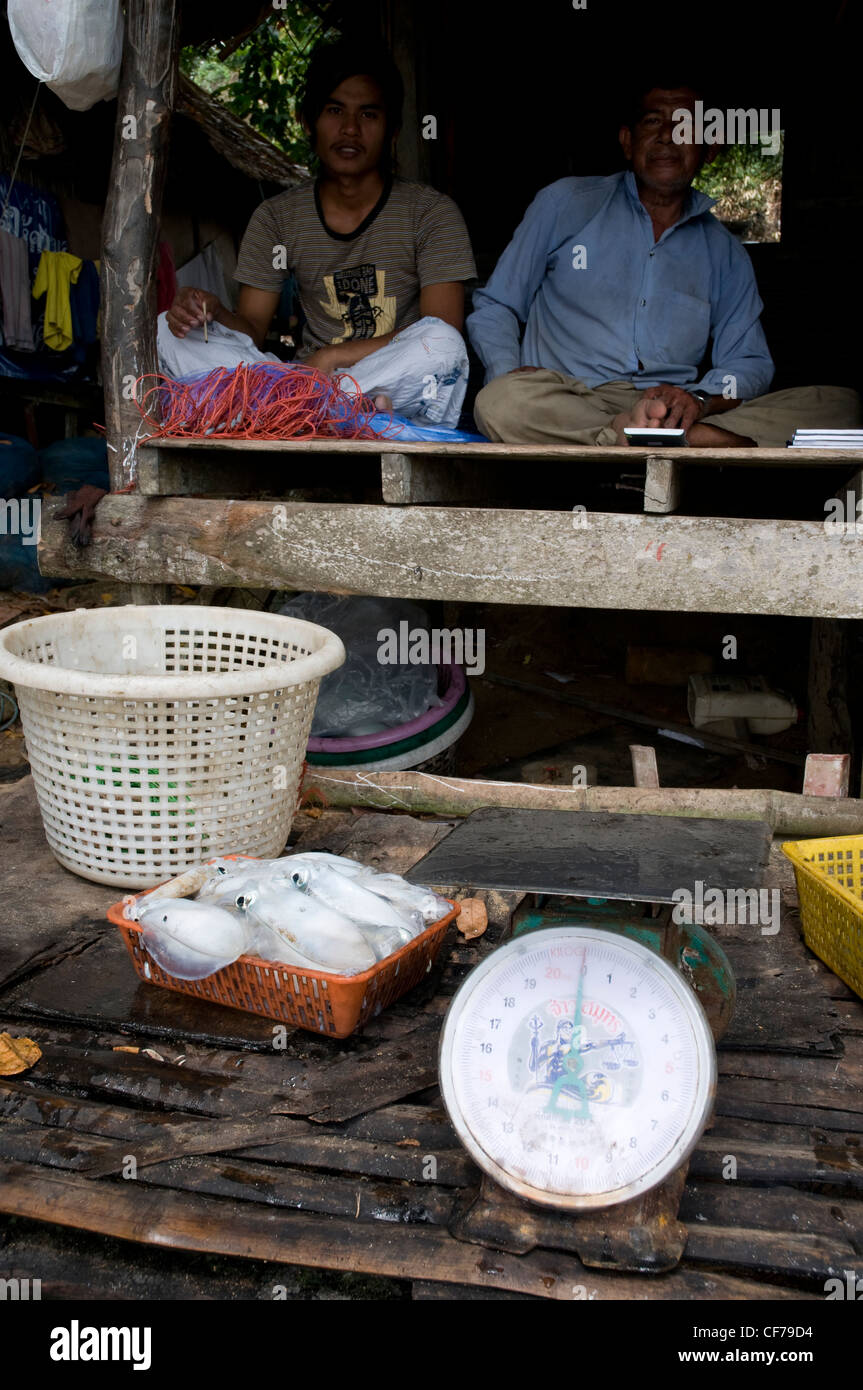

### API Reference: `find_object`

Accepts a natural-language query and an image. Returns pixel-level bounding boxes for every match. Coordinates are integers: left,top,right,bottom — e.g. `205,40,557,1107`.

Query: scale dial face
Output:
439,927,716,1210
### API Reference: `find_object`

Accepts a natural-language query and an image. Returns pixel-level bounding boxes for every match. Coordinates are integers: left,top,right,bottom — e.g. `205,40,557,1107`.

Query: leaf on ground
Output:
456,897,487,939
0,1033,42,1075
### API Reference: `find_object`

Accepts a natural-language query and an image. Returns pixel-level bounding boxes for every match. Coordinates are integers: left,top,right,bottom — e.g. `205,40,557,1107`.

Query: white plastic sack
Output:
9,0,123,112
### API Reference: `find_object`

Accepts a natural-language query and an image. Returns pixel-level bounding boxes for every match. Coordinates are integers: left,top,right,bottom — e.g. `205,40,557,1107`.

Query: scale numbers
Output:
439,928,716,1210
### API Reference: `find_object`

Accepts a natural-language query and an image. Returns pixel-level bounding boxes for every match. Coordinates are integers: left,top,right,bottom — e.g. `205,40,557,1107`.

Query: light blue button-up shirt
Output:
467,171,774,399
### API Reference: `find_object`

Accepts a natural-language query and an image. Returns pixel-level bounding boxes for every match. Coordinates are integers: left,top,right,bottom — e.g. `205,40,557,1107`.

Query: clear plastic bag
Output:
9,0,123,112
279,594,443,737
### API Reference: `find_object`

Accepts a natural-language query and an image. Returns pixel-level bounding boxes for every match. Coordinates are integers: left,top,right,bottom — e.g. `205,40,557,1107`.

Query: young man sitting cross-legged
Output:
162,39,476,427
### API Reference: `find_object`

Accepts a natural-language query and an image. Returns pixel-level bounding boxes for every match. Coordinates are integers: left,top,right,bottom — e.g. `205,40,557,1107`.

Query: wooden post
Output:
380,452,490,503
101,0,179,494
802,753,851,799
384,0,427,183
643,455,681,514
807,467,861,765
630,745,660,788
807,619,853,762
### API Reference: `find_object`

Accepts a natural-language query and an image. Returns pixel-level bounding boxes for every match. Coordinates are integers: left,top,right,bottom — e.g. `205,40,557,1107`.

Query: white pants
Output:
156,311,280,377
156,312,469,428
335,317,469,427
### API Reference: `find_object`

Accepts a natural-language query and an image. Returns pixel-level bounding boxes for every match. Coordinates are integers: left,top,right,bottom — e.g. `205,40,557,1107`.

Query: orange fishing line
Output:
134,364,404,444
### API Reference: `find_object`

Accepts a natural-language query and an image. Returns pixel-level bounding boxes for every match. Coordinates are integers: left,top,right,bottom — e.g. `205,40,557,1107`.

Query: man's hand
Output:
304,345,344,374
165,287,221,339
305,335,399,375
641,383,704,431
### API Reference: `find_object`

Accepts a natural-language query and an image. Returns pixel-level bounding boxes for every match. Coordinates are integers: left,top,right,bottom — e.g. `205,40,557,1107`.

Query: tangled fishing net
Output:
136,363,404,442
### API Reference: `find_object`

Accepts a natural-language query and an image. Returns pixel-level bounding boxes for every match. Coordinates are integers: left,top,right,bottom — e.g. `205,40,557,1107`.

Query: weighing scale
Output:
406,809,772,1270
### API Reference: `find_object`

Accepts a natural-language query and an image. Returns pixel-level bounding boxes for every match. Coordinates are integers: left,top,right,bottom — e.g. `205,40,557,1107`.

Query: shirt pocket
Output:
662,289,711,364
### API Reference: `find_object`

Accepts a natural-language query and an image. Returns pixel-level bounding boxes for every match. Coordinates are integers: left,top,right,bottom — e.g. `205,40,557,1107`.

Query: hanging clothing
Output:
0,175,66,276
0,229,35,350
32,250,82,351
69,258,100,359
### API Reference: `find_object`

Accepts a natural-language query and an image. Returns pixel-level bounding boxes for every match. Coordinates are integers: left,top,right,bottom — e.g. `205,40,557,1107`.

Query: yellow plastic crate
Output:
781,834,863,999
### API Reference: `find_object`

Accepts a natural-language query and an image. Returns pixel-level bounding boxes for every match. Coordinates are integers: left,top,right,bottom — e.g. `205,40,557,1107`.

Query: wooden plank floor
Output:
0,784,861,1300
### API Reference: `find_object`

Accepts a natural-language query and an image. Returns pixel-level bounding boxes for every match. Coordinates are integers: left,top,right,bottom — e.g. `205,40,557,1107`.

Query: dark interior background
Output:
2,0,860,401
370,0,863,393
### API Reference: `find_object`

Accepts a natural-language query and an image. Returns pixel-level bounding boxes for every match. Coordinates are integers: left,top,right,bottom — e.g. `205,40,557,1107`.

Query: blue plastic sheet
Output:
0,433,40,498
39,436,109,492
365,413,486,443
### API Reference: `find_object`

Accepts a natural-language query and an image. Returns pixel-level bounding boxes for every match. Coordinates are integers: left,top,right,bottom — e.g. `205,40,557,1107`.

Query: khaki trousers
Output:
473,372,863,448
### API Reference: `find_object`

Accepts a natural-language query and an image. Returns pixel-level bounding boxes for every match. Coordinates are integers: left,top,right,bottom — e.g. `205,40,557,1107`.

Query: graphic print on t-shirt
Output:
319,263,397,342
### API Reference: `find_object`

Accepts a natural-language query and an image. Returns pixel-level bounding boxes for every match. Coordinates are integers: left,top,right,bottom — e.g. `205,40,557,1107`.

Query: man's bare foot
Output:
612,394,669,444
612,398,755,448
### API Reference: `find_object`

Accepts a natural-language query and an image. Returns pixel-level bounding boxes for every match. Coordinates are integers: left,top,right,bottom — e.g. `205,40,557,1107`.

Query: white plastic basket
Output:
0,606,345,888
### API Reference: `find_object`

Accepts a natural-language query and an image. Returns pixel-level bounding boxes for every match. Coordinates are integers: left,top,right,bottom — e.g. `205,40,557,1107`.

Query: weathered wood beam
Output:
0,1160,797,1301
297,769,863,835
101,0,179,492
38,495,863,619
643,455,681,514
139,437,863,467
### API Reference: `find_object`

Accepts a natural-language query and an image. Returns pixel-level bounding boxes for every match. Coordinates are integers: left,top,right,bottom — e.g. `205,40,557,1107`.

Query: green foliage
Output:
694,136,783,242
181,4,339,166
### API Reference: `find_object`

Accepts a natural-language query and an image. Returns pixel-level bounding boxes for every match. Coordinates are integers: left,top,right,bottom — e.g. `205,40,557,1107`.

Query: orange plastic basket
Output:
108,859,459,1038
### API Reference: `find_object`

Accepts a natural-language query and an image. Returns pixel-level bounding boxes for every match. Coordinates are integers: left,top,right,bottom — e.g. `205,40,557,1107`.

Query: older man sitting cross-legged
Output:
467,83,861,448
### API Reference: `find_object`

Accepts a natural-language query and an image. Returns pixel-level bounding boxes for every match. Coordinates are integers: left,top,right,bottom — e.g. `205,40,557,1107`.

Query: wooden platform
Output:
37,435,863,618
1,777,862,1301
135,438,863,511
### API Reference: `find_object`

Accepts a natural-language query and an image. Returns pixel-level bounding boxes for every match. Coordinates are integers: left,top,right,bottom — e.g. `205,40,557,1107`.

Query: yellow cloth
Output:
32,251,82,351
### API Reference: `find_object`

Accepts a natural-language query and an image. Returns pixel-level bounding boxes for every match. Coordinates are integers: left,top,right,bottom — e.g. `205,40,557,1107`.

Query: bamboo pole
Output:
299,769,863,837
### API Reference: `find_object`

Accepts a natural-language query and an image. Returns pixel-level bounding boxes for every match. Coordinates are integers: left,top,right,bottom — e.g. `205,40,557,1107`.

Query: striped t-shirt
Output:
234,176,476,356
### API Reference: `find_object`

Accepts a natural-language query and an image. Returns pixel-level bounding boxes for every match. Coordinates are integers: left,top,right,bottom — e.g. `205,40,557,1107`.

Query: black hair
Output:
621,81,706,131
300,38,404,139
